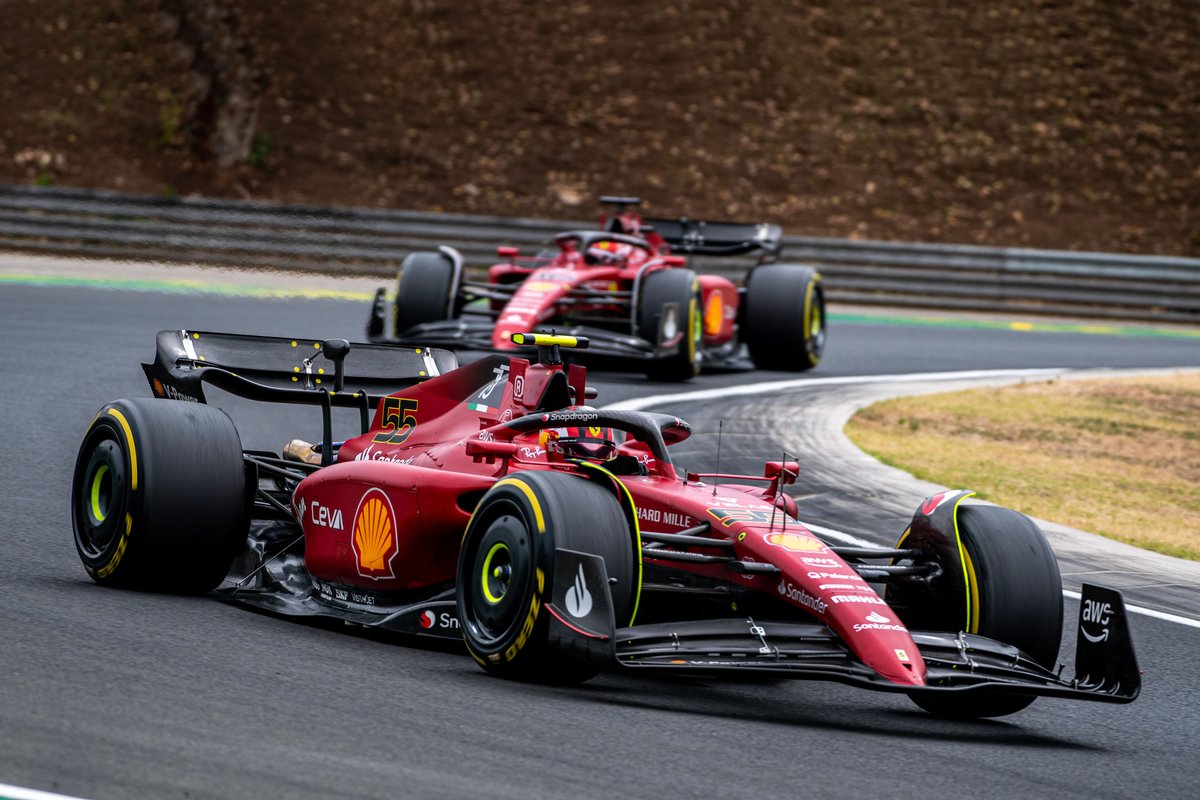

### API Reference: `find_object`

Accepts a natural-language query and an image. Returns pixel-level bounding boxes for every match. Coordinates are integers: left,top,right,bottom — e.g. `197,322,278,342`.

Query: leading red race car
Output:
366,196,826,380
71,330,1139,718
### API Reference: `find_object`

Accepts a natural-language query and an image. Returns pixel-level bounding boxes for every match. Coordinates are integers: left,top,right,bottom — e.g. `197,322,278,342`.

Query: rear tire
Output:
743,265,825,371
71,399,248,593
906,505,1063,718
456,471,635,683
393,251,458,336
636,268,701,381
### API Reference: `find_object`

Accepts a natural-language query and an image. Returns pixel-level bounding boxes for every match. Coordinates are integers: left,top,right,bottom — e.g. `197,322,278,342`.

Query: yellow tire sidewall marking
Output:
106,408,138,491
493,477,545,534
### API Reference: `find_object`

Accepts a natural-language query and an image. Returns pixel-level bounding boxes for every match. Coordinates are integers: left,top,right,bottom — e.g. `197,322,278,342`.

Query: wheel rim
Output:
74,432,128,559
688,294,700,367
480,542,512,604
464,508,534,646
808,288,826,357
89,464,111,524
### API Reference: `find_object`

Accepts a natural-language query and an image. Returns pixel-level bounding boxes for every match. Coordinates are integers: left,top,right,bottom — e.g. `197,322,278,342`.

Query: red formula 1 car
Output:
366,196,826,380
72,330,1138,718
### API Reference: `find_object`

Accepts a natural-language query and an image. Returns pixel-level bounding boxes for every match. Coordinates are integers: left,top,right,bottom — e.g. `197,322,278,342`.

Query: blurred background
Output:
0,0,1195,255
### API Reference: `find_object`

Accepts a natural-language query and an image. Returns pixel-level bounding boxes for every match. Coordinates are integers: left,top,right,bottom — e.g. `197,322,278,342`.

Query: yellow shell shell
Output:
355,495,394,574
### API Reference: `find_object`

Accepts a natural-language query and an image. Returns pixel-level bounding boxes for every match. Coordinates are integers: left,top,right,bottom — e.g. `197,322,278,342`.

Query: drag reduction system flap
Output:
645,216,782,259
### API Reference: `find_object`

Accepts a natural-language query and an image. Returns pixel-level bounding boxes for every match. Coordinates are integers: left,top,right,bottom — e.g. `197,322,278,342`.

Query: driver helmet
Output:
541,424,617,461
585,240,634,266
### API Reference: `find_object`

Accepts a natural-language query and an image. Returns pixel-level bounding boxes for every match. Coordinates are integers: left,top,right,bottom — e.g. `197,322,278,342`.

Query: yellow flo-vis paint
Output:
948,491,978,631
493,477,545,534
96,513,132,579
106,408,138,491
963,546,981,634
504,567,545,662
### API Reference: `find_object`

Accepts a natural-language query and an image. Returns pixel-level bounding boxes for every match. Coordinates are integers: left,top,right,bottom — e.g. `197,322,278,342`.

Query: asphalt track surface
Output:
2,272,1200,800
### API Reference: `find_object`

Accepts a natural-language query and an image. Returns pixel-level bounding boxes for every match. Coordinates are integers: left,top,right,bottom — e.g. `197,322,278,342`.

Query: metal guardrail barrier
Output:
1,184,1197,323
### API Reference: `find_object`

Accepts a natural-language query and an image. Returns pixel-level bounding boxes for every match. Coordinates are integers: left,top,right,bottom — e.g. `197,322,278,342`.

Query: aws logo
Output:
352,488,399,580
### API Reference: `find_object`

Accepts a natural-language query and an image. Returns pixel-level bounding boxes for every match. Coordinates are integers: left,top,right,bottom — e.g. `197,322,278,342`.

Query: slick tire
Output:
742,265,825,371
636,268,701,381
457,471,635,684
393,251,458,336
72,398,248,593
907,505,1063,719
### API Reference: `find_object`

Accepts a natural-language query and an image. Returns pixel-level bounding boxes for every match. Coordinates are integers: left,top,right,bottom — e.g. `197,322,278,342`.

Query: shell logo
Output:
764,532,826,553
704,293,724,336
352,488,399,579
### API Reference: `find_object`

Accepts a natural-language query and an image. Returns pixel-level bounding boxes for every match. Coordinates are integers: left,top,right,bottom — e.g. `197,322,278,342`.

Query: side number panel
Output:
373,398,419,445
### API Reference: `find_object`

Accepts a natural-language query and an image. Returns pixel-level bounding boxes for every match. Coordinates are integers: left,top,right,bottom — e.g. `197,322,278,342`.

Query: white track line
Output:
609,367,1200,630
1061,589,1200,629
0,783,92,800
802,521,876,548
606,367,1069,411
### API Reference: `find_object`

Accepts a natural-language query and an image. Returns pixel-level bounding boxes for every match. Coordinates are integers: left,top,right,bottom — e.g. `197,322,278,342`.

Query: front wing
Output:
374,317,752,372
546,550,1140,704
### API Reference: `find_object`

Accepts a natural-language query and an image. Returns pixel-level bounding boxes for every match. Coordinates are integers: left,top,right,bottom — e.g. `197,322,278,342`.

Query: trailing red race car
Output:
366,196,826,380
72,330,1139,718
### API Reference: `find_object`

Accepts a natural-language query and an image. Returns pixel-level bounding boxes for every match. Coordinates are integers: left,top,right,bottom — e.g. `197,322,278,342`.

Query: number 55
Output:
373,397,418,445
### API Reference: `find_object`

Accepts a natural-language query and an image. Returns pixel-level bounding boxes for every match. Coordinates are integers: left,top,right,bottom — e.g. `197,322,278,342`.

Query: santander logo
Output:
852,609,908,634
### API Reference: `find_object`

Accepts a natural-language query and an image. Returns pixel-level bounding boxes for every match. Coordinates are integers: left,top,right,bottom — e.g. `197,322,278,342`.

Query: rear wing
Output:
141,329,457,409
645,217,782,260
599,196,783,261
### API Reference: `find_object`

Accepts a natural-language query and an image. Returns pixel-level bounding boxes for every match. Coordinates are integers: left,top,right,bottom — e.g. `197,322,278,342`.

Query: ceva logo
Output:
311,500,344,530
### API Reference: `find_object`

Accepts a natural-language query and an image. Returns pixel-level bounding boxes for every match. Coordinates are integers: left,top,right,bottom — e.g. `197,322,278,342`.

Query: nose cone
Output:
865,645,926,686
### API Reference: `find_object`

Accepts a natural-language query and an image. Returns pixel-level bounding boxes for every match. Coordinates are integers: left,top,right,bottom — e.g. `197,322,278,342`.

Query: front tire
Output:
636,268,701,381
72,399,248,593
904,505,1063,718
393,250,459,336
742,264,825,371
456,471,636,683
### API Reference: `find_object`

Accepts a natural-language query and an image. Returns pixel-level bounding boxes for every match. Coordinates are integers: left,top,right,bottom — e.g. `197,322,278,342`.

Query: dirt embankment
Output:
1,0,1196,255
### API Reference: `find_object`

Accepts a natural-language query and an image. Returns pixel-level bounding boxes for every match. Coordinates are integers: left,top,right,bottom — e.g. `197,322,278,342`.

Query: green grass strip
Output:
831,310,1200,339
